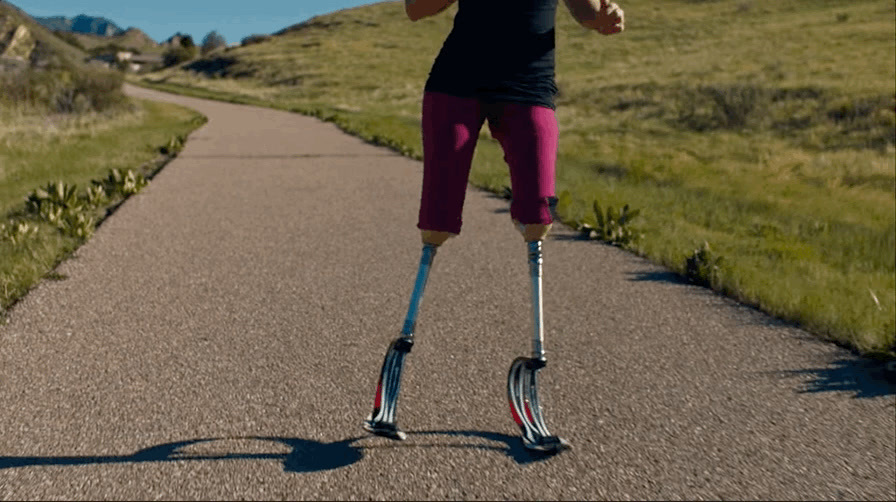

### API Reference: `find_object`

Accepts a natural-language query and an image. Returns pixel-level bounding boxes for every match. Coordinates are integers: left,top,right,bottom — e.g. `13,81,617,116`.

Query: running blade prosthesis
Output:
507,240,569,453
363,244,436,441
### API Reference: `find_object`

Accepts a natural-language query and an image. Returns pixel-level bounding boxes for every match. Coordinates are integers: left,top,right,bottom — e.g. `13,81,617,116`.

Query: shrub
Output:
163,46,198,67
61,67,127,113
685,241,724,288
823,94,896,149
0,66,126,113
201,30,227,55
676,84,769,130
704,84,769,128
180,35,195,49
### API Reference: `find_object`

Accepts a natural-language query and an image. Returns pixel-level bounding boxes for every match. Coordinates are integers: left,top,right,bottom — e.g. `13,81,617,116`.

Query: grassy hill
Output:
64,28,162,55
140,0,895,356
0,0,131,115
0,0,87,67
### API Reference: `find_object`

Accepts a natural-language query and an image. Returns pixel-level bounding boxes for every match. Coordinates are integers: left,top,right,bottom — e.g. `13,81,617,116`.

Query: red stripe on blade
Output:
374,382,383,409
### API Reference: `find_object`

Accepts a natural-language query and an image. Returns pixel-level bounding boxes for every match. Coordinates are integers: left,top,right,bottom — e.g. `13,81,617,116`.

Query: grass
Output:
0,99,206,316
137,0,895,357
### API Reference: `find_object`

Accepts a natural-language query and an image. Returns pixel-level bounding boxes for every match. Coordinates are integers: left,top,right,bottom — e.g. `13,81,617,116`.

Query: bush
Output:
0,66,126,113
685,241,724,288
64,68,127,112
675,84,769,131
163,45,198,67
201,30,227,55
180,35,195,49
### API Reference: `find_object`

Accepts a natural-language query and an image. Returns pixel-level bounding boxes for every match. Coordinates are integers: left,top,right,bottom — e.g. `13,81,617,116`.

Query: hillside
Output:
0,0,131,117
68,27,161,54
34,13,124,37
0,0,86,68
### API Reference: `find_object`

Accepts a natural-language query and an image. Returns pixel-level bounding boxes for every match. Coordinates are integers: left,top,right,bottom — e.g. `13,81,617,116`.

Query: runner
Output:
364,0,625,452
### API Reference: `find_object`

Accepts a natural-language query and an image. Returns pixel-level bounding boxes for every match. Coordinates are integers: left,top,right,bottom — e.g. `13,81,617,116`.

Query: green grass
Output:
138,0,895,357
0,100,206,315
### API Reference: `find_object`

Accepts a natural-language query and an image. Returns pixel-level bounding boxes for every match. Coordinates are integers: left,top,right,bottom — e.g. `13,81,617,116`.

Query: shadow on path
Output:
777,357,896,399
0,437,362,474
627,269,689,285
401,430,563,464
0,430,557,473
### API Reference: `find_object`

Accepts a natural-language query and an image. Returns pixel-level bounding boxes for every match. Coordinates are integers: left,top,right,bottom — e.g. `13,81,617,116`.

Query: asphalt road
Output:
0,84,893,500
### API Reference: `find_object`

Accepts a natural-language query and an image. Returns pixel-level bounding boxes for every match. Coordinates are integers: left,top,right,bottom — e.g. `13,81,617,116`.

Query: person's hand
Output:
594,0,624,35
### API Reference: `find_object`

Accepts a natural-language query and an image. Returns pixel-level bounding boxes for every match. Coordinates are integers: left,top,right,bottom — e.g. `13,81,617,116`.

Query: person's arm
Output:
563,0,624,34
404,0,457,22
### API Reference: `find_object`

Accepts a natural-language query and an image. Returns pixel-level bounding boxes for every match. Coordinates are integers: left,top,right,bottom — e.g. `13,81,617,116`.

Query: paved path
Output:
0,84,893,500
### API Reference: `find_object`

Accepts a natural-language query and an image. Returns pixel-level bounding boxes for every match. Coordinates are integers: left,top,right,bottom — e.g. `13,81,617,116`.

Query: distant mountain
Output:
68,27,160,54
34,14,124,37
31,15,63,30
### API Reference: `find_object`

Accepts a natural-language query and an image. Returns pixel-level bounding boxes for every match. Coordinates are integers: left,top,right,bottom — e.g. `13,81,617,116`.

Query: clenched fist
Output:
565,0,625,34
594,0,624,35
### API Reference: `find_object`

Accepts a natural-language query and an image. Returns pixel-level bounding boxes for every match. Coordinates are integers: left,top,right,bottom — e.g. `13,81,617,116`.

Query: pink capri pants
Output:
418,91,559,235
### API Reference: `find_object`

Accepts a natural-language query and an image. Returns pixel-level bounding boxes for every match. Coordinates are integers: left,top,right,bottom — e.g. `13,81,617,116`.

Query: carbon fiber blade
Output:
508,358,538,444
526,368,551,437
384,349,405,423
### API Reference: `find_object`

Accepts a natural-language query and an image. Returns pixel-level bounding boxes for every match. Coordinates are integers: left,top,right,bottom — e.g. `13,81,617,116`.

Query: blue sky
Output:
13,0,383,45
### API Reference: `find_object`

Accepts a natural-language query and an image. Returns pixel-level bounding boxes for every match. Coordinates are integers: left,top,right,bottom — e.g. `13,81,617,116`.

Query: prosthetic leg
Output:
507,223,570,453
363,231,452,440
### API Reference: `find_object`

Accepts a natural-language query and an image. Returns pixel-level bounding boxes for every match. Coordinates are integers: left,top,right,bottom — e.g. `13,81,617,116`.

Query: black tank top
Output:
424,0,559,109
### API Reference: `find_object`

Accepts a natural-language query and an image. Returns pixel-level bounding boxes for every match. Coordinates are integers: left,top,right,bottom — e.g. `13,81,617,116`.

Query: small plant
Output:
26,181,80,212
685,241,724,287
578,200,642,247
23,170,146,240
85,183,108,207
102,169,147,197
25,181,84,227
61,211,96,240
22,180,113,241
160,135,186,155
0,221,39,246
